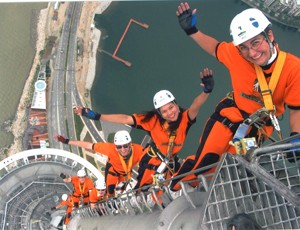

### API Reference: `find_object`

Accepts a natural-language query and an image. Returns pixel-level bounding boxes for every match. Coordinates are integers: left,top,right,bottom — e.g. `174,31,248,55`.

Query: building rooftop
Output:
31,80,46,110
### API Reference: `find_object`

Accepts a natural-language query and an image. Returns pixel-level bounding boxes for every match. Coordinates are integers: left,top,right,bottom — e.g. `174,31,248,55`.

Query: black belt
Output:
211,113,241,133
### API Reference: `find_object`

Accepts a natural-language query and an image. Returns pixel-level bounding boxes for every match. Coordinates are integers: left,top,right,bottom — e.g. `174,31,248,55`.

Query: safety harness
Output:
145,122,178,176
73,181,89,198
118,147,134,181
254,51,287,140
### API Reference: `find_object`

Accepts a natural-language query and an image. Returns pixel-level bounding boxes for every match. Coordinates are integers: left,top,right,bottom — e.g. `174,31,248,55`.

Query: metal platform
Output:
68,141,300,230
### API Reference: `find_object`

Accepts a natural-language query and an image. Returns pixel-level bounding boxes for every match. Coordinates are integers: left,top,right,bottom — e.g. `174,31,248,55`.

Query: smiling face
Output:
158,102,180,122
238,31,274,66
115,143,132,158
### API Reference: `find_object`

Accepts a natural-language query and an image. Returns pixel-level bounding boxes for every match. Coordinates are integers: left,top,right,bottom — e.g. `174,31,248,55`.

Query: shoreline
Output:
6,6,48,157
6,2,111,157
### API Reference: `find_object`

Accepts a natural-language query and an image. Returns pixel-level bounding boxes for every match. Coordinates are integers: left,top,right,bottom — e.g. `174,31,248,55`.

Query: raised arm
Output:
176,2,219,57
54,134,94,150
188,68,214,120
73,106,134,125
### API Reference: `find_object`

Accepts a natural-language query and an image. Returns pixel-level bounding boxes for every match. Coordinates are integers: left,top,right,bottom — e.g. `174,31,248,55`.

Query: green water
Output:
0,3,46,150
92,1,300,157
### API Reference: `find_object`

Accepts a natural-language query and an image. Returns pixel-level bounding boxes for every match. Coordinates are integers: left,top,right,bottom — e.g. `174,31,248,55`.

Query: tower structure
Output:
0,148,103,230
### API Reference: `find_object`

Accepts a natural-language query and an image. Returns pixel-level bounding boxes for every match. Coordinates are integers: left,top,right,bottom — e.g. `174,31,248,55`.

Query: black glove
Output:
178,8,198,35
60,173,66,179
51,207,56,211
287,132,300,163
57,135,69,144
82,107,101,120
201,73,214,93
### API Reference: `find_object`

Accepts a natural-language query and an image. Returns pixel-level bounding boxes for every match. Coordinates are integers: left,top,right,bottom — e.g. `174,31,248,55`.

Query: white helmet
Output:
114,130,132,145
230,8,271,46
77,169,86,177
61,194,68,201
95,179,106,190
153,90,175,109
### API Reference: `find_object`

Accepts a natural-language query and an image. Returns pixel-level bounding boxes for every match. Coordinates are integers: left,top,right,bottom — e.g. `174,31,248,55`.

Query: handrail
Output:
70,140,300,225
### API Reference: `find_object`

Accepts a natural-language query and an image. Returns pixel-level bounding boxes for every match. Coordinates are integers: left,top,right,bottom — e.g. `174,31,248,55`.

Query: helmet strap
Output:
262,31,277,66
266,47,277,65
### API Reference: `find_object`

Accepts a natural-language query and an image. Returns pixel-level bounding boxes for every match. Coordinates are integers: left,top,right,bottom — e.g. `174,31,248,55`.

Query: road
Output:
48,2,103,154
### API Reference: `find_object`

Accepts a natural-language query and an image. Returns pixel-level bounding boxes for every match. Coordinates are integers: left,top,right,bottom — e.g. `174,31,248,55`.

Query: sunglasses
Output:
78,176,86,179
116,144,130,149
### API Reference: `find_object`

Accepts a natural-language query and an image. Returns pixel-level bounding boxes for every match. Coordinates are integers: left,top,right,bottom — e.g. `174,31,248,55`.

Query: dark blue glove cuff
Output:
203,87,211,94
82,108,101,120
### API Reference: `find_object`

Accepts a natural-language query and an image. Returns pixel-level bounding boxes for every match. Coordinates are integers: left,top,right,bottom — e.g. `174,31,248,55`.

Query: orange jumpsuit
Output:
131,109,196,188
93,142,145,197
71,176,94,207
89,187,106,204
171,42,300,190
56,195,75,225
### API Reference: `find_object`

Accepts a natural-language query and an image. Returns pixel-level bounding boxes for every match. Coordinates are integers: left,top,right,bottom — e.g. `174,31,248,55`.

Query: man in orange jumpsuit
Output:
89,179,107,209
51,194,75,228
59,169,94,207
55,130,146,197
72,70,214,189
170,2,300,190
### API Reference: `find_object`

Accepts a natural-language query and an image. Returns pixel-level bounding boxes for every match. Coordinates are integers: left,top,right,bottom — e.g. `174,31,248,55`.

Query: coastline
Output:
76,2,111,107
6,2,111,157
6,6,48,157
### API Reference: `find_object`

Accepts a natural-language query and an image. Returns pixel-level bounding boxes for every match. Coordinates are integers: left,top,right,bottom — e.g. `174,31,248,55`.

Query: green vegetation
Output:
46,61,51,77
43,36,57,60
74,115,84,140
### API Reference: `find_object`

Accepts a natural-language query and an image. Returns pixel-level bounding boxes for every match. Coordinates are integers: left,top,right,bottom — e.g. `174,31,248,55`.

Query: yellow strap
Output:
163,122,177,159
254,51,287,112
78,181,86,196
118,147,133,180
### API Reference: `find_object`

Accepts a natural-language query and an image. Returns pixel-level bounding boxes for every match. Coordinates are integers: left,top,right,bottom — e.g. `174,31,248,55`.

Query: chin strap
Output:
266,45,277,65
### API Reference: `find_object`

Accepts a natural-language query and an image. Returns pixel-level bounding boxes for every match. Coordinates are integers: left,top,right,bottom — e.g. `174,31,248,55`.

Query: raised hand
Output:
73,106,101,120
200,68,214,93
176,2,198,35
54,134,69,144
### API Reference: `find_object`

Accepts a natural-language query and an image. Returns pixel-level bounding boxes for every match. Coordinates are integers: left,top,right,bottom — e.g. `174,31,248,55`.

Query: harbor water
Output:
92,0,300,158
0,3,46,151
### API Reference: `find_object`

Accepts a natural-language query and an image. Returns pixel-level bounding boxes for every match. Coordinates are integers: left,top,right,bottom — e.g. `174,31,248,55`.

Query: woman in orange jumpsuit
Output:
73,69,214,188
170,3,300,190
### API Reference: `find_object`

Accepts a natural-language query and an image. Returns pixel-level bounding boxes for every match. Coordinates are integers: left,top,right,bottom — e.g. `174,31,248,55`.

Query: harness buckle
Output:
222,118,234,129
261,89,272,97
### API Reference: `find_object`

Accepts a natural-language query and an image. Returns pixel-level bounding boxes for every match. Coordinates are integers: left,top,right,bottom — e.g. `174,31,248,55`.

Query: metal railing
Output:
70,137,300,229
